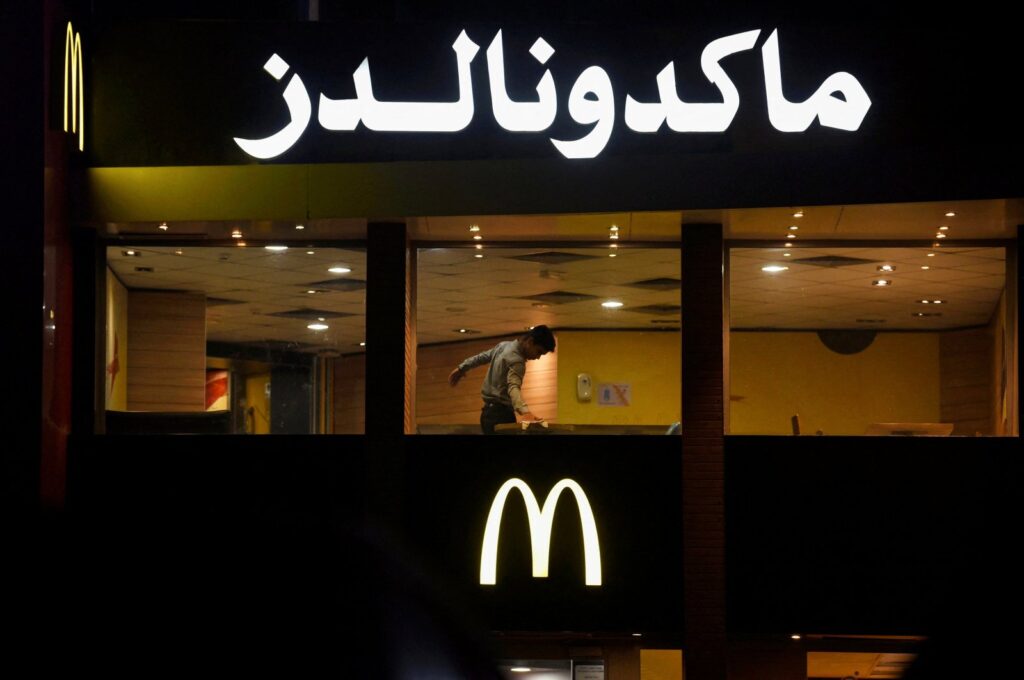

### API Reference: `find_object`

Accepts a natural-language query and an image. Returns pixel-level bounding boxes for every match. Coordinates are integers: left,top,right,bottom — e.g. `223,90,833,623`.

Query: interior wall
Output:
729,332,941,435
105,268,128,410
940,327,994,435
244,372,271,434
332,354,366,434
556,331,682,426
126,291,206,411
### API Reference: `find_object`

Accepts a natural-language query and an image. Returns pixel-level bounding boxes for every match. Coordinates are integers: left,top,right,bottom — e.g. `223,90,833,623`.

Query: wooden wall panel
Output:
332,354,366,434
126,291,206,412
940,327,993,435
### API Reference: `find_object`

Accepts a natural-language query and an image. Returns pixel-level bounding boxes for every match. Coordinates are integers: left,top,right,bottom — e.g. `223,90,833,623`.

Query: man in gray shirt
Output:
448,325,556,434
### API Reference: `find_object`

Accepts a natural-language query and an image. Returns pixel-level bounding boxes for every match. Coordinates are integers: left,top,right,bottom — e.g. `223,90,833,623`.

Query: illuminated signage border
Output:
64,22,84,152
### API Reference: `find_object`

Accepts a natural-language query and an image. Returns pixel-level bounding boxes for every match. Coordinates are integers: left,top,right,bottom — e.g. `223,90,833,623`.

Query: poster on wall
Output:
574,664,605,680
597,383,631,406
206,370,230,411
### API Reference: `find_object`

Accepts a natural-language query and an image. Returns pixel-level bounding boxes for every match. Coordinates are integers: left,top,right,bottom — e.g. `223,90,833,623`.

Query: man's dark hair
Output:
522,325,556,352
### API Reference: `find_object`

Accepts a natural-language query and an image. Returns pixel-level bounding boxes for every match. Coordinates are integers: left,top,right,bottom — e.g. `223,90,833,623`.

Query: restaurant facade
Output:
7,1,1023,678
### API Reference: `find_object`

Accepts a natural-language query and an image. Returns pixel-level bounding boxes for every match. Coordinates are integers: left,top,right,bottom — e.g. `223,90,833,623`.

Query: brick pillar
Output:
680,224,727,680
366,222,413,435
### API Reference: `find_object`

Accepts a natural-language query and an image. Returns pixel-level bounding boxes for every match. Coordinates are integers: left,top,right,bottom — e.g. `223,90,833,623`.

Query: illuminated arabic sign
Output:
479,478,602,587
234,28,870,160
64,22,84,151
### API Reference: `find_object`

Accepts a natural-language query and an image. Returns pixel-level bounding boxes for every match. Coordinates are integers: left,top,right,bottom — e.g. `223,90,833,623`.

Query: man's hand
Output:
519,411,542,422
448,367,464,387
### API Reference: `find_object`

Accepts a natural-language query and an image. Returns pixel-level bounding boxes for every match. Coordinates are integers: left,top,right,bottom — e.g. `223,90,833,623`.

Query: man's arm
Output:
448,345,497,386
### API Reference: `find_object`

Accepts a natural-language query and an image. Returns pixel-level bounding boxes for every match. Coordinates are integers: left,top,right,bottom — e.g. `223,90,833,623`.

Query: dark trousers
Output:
480,402,516,435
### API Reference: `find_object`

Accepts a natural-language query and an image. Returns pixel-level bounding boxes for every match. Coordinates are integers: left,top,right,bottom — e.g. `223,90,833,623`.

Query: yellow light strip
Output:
63,23,84,151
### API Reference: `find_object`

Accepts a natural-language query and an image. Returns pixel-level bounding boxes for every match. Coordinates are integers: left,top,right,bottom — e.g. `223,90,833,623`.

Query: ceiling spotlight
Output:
475,243,483,249
791,634,802,640
328,266,351,274
236,241,247,247
602,300,624,309
877,264,895,272
265,245,288,251
307,290,317,294
359,341,366,347
872,279,892,286
945,211,956,217
307,323,329,331
609,253,617,257
473,234,483,240
927,253,936,257
610,243,618,248
510,669,531,674
610,233,619,240
788,225,799,231
231,229,243,239
632,633,643,638
474,253,483,258
793,210,804,218
158,222,168,231
295,224,305,230
174,250,183,256
123,250,138,257
936,232,947,239
459,328,467,333
306,250,315,255
938,225,949,231
761,265,789,273
786,233,796,239
469,225,480,232
610,225,619,232
784,242,793,248
783,252,791,257
921,265,930,270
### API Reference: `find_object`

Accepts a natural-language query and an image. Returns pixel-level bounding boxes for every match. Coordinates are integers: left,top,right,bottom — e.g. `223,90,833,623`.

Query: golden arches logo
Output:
479,478,602,587
63,22,84,151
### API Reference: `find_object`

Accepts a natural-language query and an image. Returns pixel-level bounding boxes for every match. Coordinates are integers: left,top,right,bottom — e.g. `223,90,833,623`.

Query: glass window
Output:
727,244,1015,436
104,245,365,434
415,246,681,434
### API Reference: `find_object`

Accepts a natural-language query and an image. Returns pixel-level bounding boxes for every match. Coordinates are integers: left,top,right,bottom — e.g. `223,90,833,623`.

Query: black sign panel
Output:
403,436,683,632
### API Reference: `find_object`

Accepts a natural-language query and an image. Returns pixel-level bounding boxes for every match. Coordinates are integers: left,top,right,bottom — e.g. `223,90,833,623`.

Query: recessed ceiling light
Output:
913,312,942,317
933,242,942,248
359,341,366,346
786,233,796,239
602,300,624,308
936,233,946,239
231,229,243,239
474,254,483,258
295,224,305,230
932,299,945,304
783,252,791,257
236,241,247,247
788,225,799,231
609,242,618,248
609,253,617,257
784,242,793,248
877,264,895,272
307,290,317,294
610,225,619,232
945,211,956,217
328,266,351,274
938,225,949,231
317,317,325,322
123,250,138,257
158,222,168,231
872,279,892,286
473,234,482,240
265,245,288,251
469,225,480,232
927,253,936,257
174,250,183,255
609,233,619,239
761,265,789,273
510,669,531,674
306,250,315,255
475,243,483,249
791,634,802,640
793,210,804,218
459,328,467,333
632,633,643,637
307,323,328,331
921,265,930,270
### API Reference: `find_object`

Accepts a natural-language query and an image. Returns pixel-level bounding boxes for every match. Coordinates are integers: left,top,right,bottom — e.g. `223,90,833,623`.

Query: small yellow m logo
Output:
63,22,84,151
480,478,602,587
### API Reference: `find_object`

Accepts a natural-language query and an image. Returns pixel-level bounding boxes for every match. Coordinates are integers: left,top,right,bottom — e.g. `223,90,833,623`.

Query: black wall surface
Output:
84,11,1024,209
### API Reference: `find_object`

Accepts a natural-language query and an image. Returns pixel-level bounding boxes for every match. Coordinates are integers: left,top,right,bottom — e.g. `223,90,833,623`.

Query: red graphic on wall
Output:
206,370,229,410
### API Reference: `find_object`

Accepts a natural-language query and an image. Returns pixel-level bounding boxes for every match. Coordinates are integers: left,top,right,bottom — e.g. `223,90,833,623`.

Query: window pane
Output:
104,245,365,434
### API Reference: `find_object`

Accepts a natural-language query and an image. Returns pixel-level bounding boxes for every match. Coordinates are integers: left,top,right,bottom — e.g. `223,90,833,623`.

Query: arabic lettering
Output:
234,28,872,160
233,54,312,159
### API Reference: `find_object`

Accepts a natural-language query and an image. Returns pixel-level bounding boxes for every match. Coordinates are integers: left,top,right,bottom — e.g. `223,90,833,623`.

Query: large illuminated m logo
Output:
63,22,84,151
479,478,602,587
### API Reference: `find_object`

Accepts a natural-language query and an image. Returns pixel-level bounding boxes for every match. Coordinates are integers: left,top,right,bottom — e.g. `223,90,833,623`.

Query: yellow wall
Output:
729,332,941,435
244,373,271,435
105,268,128,410
556,331,681,425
